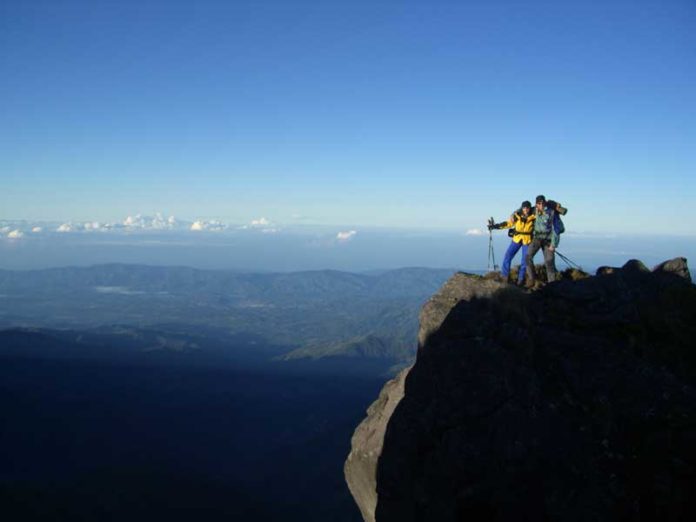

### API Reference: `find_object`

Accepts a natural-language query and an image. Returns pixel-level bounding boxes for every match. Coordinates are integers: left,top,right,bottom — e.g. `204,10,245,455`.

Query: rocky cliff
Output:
345,258,696,521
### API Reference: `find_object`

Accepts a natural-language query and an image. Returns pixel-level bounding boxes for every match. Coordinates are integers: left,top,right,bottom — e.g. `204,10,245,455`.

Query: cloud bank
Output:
238,217,279,234
250,217,271,227
1,213,287,238
124,213,178,230
191,219,227,232
336,230,357,242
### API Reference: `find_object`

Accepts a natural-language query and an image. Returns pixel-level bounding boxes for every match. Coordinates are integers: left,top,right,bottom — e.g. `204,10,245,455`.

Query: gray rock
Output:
621,259,650,273
346,259,696,522
345,367,409,522
345,273,507,522
417,272,508,350
653,256,691,281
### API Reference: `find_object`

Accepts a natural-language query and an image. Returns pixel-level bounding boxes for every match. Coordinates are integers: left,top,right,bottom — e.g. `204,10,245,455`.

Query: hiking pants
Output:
501,241,528,282
526,238,557,283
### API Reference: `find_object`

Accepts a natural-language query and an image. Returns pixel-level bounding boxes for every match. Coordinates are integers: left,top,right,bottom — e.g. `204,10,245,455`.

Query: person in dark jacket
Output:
526,195,567,285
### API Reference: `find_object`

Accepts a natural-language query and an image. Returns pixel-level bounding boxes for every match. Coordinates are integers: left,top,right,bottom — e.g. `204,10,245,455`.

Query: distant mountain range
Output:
0,264,453,301
0,264,455,368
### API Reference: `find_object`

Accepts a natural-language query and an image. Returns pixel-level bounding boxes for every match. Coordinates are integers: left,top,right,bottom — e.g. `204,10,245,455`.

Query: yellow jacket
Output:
501,211,536,245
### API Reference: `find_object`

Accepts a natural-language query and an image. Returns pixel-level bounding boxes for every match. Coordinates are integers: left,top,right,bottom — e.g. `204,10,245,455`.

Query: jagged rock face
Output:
345,275,508,522
344,367,410,522
345,258,696,522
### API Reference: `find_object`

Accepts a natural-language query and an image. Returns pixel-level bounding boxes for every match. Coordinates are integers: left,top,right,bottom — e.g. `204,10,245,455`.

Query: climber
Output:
487,200,536,285
526,195,567,286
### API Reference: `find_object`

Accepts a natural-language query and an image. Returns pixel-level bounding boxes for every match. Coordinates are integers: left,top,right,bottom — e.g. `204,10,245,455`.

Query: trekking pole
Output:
555,250,582,270
487,217,499,272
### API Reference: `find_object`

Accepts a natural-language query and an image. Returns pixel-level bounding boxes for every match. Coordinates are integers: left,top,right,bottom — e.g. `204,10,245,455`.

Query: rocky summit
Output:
345,258,696,522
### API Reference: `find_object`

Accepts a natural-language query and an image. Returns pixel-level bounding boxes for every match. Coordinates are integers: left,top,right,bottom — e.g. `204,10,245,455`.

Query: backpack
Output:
553,212,565,235
545,200,566,236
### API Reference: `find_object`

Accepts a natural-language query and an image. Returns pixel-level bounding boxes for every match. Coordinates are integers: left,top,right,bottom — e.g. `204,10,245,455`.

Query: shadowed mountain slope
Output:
0,329,384,521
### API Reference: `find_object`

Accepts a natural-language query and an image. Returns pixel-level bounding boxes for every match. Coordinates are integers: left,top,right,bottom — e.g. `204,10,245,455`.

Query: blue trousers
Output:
501,241,528,282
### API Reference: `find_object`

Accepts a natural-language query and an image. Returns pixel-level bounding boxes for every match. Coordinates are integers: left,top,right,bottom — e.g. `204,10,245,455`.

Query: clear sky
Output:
2,0,695,234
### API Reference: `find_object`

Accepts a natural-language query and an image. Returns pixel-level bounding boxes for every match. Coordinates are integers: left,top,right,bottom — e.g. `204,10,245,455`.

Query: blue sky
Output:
2,0,695,234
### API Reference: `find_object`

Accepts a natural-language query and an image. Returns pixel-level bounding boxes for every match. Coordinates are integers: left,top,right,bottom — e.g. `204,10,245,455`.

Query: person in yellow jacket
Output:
488,200,536,285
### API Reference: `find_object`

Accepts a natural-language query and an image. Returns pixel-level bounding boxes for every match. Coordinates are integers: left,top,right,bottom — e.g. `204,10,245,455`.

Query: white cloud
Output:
336,230,357,242
250,217,271,227
465,228,485,236
84,221,102,231
2,214,240,235
239,217,280,233
124,214,152,229
150,212,172,229
7,229,24,239
206,220,227,231
123,214,141,227
151,213,166,229
122,213,184,230
191,219,226,232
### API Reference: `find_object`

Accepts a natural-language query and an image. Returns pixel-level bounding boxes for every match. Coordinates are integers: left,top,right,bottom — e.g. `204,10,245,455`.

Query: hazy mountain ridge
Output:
0,264,454,365
281,334,412,361
0,264,453,301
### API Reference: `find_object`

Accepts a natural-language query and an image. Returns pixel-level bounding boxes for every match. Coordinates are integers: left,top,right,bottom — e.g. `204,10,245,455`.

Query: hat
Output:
521,200,532,209
535,195,546,204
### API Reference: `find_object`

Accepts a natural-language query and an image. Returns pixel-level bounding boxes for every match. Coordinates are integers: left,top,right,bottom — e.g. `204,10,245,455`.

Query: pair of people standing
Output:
489,195,567,286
